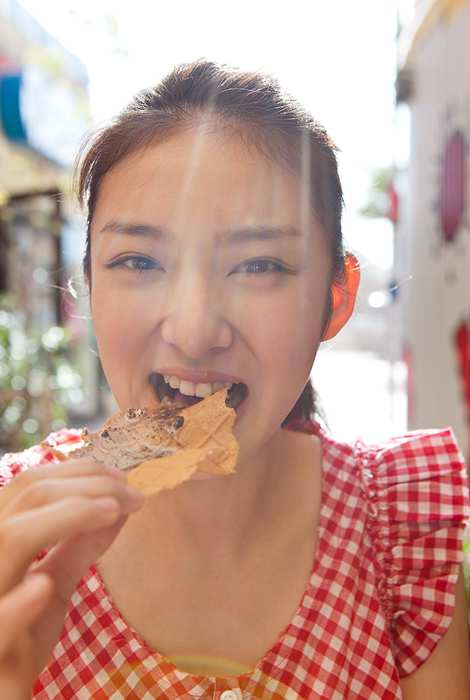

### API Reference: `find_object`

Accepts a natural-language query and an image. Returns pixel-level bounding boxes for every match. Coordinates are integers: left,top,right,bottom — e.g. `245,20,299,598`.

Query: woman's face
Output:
90,125,332,462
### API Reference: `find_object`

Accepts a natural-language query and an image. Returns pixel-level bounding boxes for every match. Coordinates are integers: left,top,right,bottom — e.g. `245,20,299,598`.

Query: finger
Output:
0,574,53,658
2,475,144,520
0,496,124,594
35,458,128,482
0,460,127,507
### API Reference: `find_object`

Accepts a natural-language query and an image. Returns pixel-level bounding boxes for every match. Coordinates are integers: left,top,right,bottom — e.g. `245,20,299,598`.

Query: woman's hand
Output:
0,458,145,699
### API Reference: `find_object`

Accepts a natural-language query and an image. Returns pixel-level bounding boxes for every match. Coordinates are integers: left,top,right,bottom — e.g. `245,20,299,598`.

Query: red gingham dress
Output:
1,420,469,699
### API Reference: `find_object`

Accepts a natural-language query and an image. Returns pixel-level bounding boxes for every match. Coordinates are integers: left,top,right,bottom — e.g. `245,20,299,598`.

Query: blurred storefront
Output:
396,0,470,459
0,0,102,447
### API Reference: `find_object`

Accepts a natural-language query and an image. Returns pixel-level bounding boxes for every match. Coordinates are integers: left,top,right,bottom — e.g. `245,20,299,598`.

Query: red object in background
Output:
455,322,470,411
454,321,470,461
439,131,468,243
403,343,414,427
388,182,399,224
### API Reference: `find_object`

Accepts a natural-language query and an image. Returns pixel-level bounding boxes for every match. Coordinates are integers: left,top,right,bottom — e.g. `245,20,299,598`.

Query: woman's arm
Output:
399,566,470,699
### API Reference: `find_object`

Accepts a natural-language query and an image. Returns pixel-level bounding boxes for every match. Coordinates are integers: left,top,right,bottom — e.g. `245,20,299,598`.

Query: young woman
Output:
1,60,469,699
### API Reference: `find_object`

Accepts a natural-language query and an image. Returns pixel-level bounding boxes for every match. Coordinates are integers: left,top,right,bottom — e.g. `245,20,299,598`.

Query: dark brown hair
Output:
75,59,346,427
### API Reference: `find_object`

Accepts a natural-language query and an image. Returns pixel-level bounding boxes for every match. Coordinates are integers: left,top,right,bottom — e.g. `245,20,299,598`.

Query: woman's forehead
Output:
93,130,312,232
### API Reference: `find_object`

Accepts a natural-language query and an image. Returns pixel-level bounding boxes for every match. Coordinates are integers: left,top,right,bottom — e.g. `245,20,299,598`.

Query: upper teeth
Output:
163,375,234,398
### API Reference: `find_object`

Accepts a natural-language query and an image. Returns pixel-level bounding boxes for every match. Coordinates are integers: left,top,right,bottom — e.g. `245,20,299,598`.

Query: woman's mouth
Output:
149,372,248,411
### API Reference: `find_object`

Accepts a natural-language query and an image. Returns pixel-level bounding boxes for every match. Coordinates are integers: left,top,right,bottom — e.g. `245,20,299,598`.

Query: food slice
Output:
127,449,207,496
64,402,187,470
166,389,238,475
46,388,239,495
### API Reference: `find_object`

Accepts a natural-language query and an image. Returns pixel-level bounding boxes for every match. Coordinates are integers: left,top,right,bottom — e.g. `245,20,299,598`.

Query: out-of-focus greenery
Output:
359,165,394,219
0,293,83,452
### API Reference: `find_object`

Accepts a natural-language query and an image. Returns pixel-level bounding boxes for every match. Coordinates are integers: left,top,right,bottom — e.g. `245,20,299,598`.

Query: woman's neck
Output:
120,428,321,565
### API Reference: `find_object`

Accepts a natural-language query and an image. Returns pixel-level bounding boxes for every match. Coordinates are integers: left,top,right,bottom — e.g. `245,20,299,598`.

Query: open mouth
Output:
149,373,248,410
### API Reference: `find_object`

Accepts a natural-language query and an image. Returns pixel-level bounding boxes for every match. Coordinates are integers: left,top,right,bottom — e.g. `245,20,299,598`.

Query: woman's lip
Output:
154,367,246,385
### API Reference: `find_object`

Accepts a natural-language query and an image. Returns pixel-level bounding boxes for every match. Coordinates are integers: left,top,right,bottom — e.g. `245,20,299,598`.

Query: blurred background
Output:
0,0,468,467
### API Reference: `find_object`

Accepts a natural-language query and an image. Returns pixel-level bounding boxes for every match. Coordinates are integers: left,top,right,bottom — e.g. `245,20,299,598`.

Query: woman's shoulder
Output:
319,423,469,544
355,423,465,465
0,428,84,488
316,422,467,491
353,425,469,514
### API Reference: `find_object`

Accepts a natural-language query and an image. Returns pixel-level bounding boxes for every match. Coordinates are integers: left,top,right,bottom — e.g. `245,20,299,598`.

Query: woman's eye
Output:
109,256,162,273
232,259,291,275
108,256,293,277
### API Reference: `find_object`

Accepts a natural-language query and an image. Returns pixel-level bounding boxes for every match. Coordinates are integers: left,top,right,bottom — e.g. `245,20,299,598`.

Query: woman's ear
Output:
322,253,361,341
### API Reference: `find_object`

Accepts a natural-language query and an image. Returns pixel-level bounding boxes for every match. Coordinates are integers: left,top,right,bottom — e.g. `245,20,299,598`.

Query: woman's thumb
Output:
31,514,127,600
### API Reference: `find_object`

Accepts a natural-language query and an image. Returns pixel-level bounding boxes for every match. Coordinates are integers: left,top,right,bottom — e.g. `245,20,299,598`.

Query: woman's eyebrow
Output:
99,220,301,244
99,221,167,239
219,225,301,245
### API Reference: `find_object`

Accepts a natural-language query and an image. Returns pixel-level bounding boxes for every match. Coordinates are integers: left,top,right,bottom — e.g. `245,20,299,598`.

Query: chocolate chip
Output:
174,416,184,430
226,382,248,408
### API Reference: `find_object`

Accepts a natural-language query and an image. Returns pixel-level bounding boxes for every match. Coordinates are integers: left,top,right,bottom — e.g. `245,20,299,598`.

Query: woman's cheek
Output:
92,293,133,365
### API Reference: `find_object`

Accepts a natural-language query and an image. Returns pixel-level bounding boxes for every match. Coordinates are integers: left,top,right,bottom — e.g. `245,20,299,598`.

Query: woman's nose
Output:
160,273,232,358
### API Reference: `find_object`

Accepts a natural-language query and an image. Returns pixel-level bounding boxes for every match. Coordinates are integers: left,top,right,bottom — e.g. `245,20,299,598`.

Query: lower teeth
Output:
175,391,202,405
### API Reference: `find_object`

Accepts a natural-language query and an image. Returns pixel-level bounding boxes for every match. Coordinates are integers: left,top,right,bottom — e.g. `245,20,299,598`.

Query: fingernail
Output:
105,465,128,481
125,485,145,503
123,486,145,511
95,497,120,513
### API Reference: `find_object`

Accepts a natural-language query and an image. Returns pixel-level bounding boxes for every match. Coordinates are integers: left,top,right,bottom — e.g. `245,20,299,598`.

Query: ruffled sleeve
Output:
356,427,470,677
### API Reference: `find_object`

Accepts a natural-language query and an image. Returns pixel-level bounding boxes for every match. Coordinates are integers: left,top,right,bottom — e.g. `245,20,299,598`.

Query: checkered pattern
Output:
1,423,468,699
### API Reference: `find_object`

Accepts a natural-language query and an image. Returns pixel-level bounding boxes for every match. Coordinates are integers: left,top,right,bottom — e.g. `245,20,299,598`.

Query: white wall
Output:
402,2,470,455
